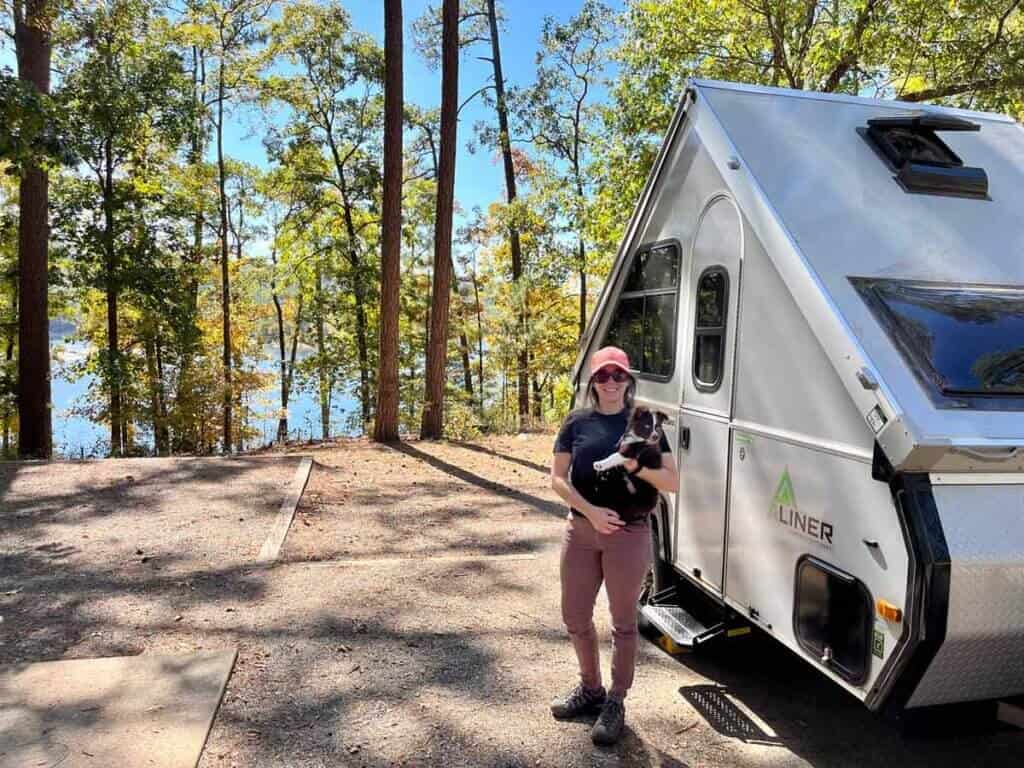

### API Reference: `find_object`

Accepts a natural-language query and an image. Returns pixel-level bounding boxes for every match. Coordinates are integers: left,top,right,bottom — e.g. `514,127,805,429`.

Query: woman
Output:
549,346,679,745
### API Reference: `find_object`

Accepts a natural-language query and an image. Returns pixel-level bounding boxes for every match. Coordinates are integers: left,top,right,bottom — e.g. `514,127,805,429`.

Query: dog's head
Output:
625,406,668,444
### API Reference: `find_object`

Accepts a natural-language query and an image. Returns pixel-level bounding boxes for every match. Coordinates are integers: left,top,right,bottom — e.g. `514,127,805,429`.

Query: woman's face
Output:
592,365,631,408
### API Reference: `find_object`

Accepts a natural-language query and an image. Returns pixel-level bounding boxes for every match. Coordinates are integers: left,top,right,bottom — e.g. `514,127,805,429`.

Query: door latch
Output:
680,426,691,451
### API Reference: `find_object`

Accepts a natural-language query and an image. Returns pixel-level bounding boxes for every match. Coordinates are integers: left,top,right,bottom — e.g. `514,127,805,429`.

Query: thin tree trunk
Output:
271,247,289,443
286,296,302,437
14,0,52,459
421,0,459,439
532,372,542,421
315,265,330,440
176,42,205,455
3,323,14,456
578,240,587,339
217,64,232,453
472,268,484,417
324,131,371,428
155,334,169,454
576,163,587,338
373,0,403,443
145,336,161,455
102,138,123,457
485,0,529,426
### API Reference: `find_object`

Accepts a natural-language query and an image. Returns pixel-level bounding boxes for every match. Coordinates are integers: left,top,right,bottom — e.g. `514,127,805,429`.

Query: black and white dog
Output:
592,406,668,522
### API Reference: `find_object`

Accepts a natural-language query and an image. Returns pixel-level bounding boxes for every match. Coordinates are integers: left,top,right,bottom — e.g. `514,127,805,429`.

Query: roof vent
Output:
860,112,989,199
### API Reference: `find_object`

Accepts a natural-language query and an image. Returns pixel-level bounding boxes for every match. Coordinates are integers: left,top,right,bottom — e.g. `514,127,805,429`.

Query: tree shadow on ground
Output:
449,441,551,475
645,629,1024,768
386,442,564,518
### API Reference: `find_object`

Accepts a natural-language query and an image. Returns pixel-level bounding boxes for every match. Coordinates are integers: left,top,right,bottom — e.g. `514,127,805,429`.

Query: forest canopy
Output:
1,0,1021,457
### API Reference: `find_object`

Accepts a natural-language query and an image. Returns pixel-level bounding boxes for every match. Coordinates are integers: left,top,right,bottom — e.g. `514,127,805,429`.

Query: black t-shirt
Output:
553,407,670,521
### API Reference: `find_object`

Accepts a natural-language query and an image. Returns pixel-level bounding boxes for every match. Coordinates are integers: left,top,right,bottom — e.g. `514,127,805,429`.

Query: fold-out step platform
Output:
641,603,722,648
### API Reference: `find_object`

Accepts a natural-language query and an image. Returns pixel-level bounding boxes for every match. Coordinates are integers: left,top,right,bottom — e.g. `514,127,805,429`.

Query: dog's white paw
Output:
593,453,626,472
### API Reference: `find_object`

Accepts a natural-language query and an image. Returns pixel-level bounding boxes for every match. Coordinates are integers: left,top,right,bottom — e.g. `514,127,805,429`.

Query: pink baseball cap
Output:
590,346,631,374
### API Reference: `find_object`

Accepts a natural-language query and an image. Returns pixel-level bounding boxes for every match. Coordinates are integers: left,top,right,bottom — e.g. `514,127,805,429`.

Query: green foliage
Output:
9,0,1024,456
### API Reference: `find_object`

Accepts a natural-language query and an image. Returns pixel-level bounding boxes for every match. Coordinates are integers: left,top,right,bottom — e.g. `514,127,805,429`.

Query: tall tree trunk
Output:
333,183,370,427
578,239,587,339
324,132,371,428
14,0,52,459
271,247,302,444
315,265,330,440
176,42,205,454
3,320,14,456
472,268,484,417
216,65,232,453
373,0,403,443
532,372,542,421
458,327,473,397
102,139,123,457
485,0,529,426
144,336,162,455
421,0,459,439
155,334,169,454
575,164,587,338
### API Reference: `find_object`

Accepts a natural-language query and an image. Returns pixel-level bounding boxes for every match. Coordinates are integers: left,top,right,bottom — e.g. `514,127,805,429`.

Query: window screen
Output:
852,278,1024,403
603,242,680,378
693,268,729,391
794,557,873,685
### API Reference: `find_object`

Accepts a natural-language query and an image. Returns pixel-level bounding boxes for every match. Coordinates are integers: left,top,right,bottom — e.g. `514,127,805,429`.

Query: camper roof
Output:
693,79,1024,453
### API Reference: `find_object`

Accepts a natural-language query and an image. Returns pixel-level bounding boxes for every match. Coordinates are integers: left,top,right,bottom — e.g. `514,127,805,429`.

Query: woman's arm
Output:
551,452,625,534
551,452,596,514
626,453,679,494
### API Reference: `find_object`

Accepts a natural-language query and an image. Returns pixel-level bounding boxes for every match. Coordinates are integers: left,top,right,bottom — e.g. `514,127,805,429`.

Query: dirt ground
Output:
2,437,1023,768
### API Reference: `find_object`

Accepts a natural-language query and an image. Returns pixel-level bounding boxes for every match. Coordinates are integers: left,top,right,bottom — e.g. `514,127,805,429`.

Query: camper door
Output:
675,195,742,593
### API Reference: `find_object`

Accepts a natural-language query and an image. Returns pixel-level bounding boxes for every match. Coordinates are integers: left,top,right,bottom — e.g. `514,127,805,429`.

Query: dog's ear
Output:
655,411,668,427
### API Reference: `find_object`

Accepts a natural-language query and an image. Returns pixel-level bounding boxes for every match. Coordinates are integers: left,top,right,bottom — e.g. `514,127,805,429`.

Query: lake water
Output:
50,336,360,458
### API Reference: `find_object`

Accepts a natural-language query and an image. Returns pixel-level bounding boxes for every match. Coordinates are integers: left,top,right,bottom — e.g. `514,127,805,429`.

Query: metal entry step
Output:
638,589,729,651
640,604,705,647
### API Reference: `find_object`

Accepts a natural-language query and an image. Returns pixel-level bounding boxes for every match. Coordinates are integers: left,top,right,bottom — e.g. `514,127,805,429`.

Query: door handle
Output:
680,427,691,451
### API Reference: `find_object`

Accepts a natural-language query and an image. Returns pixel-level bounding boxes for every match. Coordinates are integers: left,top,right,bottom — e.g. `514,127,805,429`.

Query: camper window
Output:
693,267,729,392
794,556,873,685
603,242,680,379
852,278,1024,406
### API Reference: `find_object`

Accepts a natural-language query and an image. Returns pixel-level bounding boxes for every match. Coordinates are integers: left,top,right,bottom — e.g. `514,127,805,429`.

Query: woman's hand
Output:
585,505,625,535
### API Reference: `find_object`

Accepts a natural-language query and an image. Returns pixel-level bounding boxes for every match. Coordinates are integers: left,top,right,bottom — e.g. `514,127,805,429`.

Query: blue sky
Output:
3,1,621,220
229,0,621,227
2,0,624,454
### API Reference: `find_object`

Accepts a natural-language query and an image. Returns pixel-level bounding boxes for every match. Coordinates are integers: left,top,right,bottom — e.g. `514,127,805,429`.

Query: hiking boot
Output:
591,697,625,745
550,683,606,719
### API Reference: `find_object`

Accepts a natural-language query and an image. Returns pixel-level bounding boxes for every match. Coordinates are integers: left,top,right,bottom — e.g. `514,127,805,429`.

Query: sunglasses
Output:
592,368,630,384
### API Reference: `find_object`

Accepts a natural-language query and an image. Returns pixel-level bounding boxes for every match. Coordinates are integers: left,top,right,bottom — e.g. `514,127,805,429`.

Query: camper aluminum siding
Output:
577,80,1024,710
695,82,1024,707
698,81,1024,466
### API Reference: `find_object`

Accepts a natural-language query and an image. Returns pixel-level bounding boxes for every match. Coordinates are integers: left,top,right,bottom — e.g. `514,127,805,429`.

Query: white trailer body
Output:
574,79,1024,712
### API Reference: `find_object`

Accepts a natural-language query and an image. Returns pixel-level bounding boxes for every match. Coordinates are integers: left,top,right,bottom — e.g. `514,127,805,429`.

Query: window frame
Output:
691,265,731,393
602,238,682,383
792,555,874,686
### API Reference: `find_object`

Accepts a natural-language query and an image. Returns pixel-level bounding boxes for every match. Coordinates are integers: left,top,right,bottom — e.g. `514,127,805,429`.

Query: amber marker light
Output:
877,599,903,623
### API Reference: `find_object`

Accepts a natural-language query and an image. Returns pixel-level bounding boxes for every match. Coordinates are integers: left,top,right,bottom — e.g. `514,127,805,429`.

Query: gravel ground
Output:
2,438,1022,767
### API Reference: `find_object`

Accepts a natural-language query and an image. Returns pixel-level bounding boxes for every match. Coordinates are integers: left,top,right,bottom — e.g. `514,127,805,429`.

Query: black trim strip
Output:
868,473,950,714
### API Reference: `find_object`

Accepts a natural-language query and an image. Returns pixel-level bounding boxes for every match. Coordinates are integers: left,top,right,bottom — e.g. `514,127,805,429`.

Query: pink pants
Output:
559,513,652,699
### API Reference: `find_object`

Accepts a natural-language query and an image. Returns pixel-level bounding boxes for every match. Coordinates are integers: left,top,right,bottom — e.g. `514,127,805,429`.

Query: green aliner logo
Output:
772,469,833,546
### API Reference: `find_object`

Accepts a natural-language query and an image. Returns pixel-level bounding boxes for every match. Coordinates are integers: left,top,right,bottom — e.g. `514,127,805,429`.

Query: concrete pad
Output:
0,649,236,768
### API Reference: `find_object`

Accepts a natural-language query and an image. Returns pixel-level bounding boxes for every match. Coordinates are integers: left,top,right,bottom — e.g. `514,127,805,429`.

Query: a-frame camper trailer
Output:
574,79,1024,713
